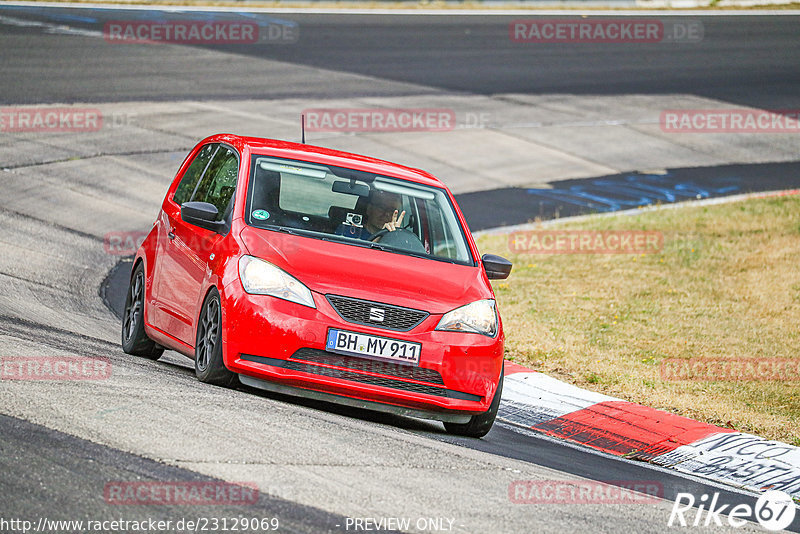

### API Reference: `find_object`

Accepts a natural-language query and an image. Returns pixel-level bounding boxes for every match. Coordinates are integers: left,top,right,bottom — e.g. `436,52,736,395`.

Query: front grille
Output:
326,295,428,332
284,361,449,396
291,348,444,385
240,351,482,402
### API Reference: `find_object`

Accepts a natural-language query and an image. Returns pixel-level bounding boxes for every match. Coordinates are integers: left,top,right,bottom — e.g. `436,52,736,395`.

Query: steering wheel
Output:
370,228,428,254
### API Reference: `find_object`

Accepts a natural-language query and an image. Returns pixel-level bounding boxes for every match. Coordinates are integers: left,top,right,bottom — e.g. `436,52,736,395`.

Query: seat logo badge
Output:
369,308,385,322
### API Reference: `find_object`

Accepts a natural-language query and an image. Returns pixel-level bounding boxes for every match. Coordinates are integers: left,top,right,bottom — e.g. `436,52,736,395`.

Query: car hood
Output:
239,226,491,314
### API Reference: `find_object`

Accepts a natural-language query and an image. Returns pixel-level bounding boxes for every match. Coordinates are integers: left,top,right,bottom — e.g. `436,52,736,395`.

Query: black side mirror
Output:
482,254,512,280
181,202,226,233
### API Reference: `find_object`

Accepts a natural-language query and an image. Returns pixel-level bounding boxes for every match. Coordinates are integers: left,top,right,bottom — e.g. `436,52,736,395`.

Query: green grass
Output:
477,195,800,444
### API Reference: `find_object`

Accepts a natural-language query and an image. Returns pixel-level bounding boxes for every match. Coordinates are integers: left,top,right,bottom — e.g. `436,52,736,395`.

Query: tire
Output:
121,263,164,360
444,364,504,438
194,288,238,387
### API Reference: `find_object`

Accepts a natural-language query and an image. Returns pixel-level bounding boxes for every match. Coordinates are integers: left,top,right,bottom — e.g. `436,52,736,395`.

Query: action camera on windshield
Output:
346,213,363,226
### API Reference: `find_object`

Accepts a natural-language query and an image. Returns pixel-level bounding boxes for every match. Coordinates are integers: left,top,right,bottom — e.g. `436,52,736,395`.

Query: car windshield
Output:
245,155,473,264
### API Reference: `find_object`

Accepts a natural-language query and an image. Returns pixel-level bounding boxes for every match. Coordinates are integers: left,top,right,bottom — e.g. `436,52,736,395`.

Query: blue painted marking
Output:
574,185,654,206
568,186,650,208
526,189,616,211
526,174,742,213
589,182,676,202
44,13,97,23
597,178,681,202
326,330,338,350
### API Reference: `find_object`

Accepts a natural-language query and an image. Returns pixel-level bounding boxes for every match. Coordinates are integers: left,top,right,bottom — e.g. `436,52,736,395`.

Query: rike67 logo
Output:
668,490,796,531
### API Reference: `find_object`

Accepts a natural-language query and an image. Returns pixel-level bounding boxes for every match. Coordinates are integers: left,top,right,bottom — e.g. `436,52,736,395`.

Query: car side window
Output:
173,143,218,205
190,146,239,221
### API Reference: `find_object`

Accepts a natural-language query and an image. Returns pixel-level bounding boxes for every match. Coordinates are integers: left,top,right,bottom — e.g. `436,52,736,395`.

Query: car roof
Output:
206,133,447,189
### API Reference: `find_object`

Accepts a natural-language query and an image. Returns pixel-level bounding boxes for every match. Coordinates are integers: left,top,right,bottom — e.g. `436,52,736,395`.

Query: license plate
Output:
325,329,421,366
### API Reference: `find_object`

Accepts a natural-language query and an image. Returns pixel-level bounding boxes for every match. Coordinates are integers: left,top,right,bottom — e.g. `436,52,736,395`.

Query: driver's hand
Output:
382,210,406,232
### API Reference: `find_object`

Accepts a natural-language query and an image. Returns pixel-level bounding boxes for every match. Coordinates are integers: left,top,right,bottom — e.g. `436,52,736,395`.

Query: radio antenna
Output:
301,114,306,144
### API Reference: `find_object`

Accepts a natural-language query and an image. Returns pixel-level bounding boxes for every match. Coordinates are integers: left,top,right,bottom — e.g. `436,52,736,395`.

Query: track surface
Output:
0,7,798,106
1,5,798,533
0,414,352,533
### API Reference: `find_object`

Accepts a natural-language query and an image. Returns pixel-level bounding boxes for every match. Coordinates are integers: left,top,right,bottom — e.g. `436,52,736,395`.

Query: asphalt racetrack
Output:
0,8,798,106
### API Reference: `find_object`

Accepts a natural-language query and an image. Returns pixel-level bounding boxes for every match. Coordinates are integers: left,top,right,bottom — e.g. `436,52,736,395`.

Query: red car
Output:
122,133,512,437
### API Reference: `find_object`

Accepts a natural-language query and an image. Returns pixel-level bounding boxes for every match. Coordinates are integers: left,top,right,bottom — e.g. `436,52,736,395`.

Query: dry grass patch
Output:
476,196,800,445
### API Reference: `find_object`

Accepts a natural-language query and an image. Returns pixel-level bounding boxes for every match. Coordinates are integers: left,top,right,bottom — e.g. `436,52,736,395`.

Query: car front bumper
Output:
221,283,504,418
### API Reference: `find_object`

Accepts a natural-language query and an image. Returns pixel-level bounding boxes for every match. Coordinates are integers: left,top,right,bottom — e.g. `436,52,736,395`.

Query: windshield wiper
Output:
366,241,391,251
262,224,311,237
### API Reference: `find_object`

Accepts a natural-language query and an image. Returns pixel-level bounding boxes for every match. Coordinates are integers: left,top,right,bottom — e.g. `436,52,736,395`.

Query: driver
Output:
337,190,406,242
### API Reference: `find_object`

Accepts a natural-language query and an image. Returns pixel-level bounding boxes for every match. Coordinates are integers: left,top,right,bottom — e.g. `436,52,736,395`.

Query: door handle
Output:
168,231,176,240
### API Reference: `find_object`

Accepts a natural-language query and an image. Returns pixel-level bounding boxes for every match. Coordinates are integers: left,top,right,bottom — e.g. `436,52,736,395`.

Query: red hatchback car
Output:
122,133,512,437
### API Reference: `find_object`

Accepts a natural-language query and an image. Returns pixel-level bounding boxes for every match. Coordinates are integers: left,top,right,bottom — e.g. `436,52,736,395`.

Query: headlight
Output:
238,255,316,309
436,299,497,337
